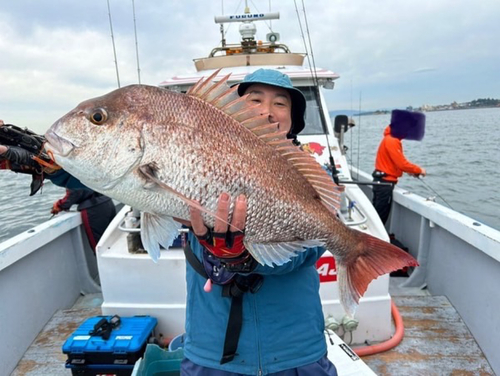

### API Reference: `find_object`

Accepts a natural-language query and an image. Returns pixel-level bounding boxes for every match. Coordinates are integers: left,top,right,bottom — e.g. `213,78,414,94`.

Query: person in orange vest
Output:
372,110,426,224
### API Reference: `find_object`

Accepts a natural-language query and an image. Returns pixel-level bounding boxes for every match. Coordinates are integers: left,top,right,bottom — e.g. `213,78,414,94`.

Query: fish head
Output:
45,85,149,191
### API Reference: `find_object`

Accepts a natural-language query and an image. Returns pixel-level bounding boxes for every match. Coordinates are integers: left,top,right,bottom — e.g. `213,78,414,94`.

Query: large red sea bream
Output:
45,71,418,314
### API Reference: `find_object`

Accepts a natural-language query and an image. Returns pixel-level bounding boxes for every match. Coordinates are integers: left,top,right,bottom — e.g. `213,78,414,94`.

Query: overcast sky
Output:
1,0,499,133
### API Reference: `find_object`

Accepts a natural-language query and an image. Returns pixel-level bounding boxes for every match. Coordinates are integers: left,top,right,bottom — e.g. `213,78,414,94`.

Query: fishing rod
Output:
220,0,245,42
349,79,354,177
339,180,392,186
132,0,141,84
106,0,121,88
415,176,455,210
356,92,362,181
294,0,339,184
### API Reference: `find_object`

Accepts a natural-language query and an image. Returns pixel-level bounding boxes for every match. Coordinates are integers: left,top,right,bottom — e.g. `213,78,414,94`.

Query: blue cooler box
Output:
62,315,158,376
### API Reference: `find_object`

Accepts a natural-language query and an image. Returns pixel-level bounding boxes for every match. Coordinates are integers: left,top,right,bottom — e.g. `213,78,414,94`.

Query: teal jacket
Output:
184,232,327,375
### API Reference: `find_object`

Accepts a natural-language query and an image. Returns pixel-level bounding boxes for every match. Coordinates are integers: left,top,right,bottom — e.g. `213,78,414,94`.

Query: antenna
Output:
131,0,141,84
106,0,120,88
214,7,279,48
219,0,226,47
214,12,279,23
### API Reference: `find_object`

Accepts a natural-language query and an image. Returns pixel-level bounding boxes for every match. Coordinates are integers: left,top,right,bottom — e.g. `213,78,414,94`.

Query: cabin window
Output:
297,86,328,135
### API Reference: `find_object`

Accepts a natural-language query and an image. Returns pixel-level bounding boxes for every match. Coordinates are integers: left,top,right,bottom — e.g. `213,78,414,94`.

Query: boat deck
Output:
363,280,494,375
11,295,101,376
12,278,494,375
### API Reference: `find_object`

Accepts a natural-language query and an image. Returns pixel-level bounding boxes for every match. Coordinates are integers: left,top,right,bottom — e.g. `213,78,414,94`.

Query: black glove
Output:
0,145,46,195
1,145,41,172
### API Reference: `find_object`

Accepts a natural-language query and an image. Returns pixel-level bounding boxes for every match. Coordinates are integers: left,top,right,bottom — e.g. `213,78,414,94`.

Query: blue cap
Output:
390,110,426,141
236,69,306,136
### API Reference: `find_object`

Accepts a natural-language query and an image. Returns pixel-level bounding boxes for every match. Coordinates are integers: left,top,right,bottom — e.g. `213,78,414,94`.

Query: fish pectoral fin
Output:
140,212,183,262
138,164,239,231
138,163,161,189
246,240,326,267
138,164,202,209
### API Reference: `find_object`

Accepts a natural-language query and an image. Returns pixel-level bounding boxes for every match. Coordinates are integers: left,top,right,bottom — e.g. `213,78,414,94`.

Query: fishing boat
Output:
1,4,499,376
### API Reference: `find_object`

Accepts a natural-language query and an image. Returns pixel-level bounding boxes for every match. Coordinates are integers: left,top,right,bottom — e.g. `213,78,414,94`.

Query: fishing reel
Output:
0,123,54,195
0,123,50,162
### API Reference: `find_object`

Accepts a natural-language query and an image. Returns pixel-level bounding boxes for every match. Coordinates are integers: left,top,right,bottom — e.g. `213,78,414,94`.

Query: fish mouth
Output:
45,131,77,157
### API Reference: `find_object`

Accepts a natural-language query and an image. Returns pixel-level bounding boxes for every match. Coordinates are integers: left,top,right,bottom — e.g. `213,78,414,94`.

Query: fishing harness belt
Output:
183,241,263,364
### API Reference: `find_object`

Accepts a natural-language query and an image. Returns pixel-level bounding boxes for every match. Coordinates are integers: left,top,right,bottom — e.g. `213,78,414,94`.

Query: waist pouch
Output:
372,170,387,179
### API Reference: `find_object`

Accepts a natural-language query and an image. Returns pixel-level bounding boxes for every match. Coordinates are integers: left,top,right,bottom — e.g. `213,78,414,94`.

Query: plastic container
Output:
168,333,185,352
132,345,183,376
62,315,157,375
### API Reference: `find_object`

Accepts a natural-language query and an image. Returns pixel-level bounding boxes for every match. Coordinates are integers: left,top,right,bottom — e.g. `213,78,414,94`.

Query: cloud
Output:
1,0,499,130
413,68,437,74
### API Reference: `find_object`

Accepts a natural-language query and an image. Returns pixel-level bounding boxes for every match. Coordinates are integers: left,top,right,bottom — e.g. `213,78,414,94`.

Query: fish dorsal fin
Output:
283,143,344,213
187,72,344,212
260,138,344,213
187,70,263,129
188,69,242,109
186,69,221,96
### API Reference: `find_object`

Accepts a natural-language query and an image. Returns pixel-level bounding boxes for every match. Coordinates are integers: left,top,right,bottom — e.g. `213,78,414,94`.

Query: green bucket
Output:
132,344,183,376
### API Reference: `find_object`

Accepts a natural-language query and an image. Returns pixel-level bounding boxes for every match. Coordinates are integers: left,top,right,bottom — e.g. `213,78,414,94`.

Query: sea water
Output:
0,107,499,242
0,175,65,242
343,107,500,230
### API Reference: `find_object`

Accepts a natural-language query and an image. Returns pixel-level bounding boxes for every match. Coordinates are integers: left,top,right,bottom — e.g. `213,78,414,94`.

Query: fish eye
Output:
90,108,108,125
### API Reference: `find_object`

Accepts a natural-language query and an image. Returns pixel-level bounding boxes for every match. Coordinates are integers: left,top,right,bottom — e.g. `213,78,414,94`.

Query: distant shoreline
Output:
425,105,500,112
331,105,500,117
371,106,500,115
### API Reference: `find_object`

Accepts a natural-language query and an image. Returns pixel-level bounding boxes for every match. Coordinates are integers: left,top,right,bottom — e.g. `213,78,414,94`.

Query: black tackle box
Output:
62,315,157,375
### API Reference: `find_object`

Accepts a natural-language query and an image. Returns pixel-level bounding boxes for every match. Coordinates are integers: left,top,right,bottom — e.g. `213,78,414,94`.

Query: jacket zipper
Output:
252,294,263,376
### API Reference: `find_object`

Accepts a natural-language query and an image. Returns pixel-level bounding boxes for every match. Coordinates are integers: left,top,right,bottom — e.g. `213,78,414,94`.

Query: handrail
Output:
208,42,292,57
349,166,500,262
338,204,368,227
0,212,81,271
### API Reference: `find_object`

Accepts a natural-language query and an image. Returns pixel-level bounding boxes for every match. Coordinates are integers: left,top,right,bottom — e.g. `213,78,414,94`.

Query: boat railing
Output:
349,167,500,255
0,212,101,376
349,166,500,374
338,200,368,227
208,42,292,58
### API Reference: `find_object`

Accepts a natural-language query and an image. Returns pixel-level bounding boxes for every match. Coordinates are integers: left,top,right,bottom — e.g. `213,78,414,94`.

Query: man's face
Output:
243,84,292,134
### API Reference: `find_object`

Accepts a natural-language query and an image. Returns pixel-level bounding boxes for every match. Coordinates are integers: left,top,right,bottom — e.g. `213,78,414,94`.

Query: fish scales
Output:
45,77,418,315
129,88,334,242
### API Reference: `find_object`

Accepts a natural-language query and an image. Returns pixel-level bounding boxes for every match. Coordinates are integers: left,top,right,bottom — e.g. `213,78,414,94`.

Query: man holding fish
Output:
179,69,339,375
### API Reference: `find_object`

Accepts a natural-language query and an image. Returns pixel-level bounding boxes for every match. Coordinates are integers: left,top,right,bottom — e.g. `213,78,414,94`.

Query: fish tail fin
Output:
334,231,419,316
